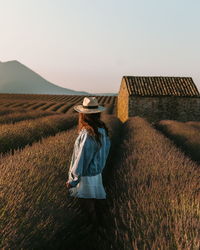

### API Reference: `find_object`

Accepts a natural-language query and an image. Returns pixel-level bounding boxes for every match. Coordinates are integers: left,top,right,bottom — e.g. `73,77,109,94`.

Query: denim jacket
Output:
68,127,111,187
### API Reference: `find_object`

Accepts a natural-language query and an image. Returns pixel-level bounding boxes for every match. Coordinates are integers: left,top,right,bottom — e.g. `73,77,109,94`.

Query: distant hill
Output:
0,60,90,95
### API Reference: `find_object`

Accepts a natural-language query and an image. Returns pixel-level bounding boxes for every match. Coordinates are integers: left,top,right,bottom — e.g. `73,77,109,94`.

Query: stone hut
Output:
117,76,200,123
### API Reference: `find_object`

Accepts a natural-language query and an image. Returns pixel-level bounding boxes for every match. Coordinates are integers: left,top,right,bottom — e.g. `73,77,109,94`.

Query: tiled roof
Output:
123,76,200,97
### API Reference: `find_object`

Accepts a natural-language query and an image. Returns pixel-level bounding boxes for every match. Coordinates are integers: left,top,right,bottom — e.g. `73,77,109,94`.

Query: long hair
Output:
77,112,109,147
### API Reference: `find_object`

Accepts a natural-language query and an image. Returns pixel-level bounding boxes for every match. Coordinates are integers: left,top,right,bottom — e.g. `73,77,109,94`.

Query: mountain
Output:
0,60,90,95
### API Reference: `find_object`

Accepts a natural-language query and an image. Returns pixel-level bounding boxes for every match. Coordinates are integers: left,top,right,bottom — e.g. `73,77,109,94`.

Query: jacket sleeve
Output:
68,131,93,187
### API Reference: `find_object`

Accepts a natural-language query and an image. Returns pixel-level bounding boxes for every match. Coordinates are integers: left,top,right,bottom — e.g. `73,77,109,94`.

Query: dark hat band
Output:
82,105,99,109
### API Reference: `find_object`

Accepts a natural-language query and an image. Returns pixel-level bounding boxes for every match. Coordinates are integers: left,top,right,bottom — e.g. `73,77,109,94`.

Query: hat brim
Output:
73,105,106,113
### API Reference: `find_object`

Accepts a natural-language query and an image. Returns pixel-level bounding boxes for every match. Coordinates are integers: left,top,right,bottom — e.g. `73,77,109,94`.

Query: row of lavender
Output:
0,108,199,249
0,110,121,249
104,117,200,249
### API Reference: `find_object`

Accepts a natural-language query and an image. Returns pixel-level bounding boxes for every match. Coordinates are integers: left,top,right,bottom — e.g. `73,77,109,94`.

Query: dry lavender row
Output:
155,120,200,163
0,98,116,115
0,94,117,103
0,113,78,155
104,116,200,250
0,107,26,115
0,126,81,249
186,121,200,130
0,109,57,124
0,114,122,249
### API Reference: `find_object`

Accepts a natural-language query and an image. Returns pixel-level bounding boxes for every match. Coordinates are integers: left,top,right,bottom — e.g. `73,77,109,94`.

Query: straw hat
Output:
73,96,106,113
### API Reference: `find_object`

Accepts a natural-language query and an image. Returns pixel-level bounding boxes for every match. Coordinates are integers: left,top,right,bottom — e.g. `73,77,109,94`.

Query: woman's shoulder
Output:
79,128,92,140
76,129,91,147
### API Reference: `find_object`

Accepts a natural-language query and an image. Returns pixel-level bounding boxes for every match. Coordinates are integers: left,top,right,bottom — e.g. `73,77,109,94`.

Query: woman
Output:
65,96,111,225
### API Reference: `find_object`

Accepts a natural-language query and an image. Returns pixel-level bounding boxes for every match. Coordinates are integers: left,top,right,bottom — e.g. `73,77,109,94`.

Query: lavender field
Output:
0,94,199,250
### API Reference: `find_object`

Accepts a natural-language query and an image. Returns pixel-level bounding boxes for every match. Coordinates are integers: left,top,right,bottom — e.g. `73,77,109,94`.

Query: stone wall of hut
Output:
117,79,129,122
129,96,200,123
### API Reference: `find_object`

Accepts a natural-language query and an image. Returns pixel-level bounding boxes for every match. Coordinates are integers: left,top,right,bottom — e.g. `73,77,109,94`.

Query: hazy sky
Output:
0,0,199,93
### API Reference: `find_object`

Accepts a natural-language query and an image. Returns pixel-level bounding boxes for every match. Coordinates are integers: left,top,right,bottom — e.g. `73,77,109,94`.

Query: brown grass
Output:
0,114,122,249
56,103,74,113
186,121,200,130
0,126,80,249
0,96,117,115
0,114,77,154
0,94,117,110
155,120,200,163
0,110,57,124
0,107,26,115
35,102,56,111
103,116,200,249
1,95,199,249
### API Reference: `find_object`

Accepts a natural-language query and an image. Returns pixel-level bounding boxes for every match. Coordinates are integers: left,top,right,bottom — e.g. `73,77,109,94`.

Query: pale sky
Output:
0,0,199,93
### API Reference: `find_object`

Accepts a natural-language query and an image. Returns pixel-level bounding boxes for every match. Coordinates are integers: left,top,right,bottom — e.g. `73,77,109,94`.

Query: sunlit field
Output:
0,94,199,250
